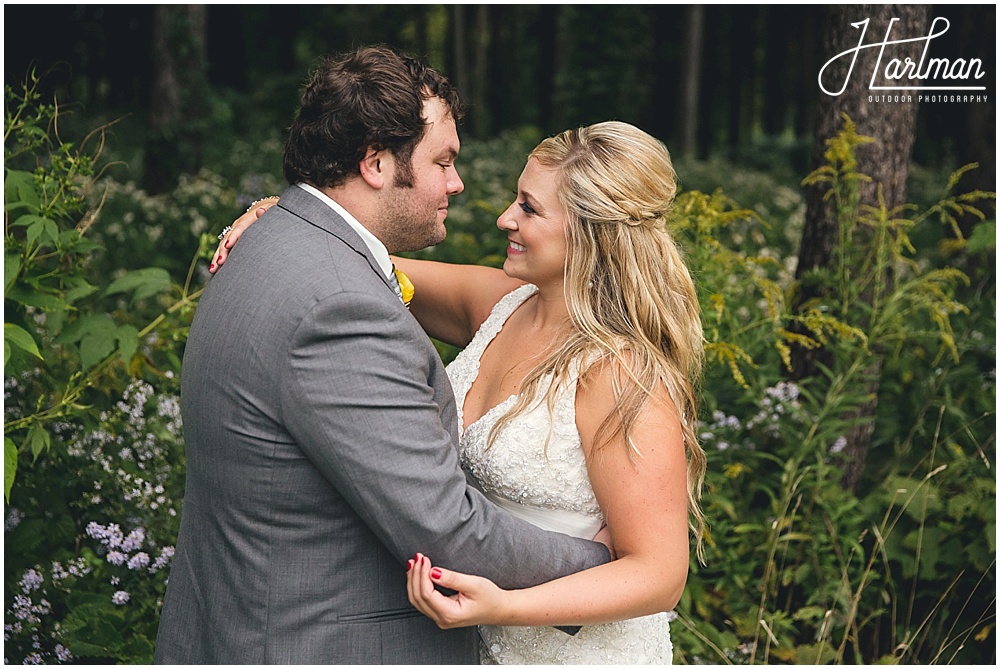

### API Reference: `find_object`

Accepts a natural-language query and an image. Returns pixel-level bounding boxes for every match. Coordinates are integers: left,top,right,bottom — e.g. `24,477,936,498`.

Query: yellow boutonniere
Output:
394,267,415,307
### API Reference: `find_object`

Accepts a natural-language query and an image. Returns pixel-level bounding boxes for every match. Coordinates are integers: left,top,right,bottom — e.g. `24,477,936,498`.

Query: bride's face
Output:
496,158,568,289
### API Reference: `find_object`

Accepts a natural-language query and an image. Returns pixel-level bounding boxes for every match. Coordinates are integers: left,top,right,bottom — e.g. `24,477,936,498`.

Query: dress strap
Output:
465,284,537,361
452,284,538,432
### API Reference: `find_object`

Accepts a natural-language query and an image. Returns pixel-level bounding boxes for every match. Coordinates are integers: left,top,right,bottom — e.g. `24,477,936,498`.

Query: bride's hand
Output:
406,552,506,629
209,197,280,274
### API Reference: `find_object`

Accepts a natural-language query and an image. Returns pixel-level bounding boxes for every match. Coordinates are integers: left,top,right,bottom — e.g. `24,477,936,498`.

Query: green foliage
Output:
4,76,203,663
4,76,206,497
670,117,995,665
670,187,784,389
4,379,184,663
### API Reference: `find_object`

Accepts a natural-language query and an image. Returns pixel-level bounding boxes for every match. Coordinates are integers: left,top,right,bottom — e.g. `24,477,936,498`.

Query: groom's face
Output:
380,97,464,253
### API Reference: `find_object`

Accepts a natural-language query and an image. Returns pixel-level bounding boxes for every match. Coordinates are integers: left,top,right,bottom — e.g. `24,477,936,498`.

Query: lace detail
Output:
447,284,674,665
449,283,537,437
479,613,675,665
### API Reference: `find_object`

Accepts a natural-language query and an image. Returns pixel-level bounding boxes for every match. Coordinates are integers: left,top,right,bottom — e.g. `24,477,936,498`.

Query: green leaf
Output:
4,517,47,556
966,219,995,254
25,422,51,462
105,267,172,304
56,314,138,368
3,169,40,213
4,322,43,359
12,214,53,229
116,325,140,364
64,276,99,305
55,313,115,345
60,602,124,658
80,329,117,370
26,217,60,248
732,523,764,534
792,642,838,664
58,228,81,245
66,236,103,254
777,532,814,543
791,605,827,622
5,285,73,312
4,253,20,292
4,437,17,502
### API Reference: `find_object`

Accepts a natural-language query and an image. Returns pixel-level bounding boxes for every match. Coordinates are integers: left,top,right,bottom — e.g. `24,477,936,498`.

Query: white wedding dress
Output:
447,284,674,665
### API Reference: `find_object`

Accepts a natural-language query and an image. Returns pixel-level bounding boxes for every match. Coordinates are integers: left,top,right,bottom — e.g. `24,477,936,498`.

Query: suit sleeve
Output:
278,289,610,590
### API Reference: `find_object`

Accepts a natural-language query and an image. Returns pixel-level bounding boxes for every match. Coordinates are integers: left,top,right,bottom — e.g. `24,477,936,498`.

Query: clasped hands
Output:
406,524,614,630
405,552,504,630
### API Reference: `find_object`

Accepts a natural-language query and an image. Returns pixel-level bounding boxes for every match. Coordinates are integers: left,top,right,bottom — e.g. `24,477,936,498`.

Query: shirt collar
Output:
296,183,393,278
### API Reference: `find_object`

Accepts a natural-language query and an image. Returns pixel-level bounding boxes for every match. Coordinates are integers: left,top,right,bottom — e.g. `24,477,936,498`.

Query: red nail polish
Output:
217,255,223,263
430,568,442,580
406,559,413,572
209,263,216,271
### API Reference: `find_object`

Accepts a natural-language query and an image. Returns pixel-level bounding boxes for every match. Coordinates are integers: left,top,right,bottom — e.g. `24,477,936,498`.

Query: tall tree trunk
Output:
675,5,704,158
450,5,468,111
536,5,560,132
793,10,821,139
723,6,759,154
414,5,429,59
144,4,207,194
761,6,790,137
487,5,515,132
725,8,751,152
957,6,997,239
465,5,491,138
697,6,725,158
791,5,930,492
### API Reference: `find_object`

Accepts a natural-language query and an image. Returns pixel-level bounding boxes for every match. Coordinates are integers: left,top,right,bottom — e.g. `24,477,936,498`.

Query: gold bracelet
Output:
245,196,280,213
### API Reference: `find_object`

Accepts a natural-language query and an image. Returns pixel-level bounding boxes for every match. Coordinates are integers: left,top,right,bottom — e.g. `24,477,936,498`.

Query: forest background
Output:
3,3,996,664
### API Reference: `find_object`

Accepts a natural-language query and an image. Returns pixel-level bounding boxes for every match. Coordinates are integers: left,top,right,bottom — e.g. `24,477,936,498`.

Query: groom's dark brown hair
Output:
283,45,463,190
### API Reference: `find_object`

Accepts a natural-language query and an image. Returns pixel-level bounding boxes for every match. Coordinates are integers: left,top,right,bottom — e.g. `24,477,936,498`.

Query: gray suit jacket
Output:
154,185,609,664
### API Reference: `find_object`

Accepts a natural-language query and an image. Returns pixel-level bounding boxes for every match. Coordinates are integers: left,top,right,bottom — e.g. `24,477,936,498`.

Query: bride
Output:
215,121,706,664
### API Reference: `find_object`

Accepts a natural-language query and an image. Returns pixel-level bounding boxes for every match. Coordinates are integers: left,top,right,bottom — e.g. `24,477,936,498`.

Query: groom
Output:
153,47,610,664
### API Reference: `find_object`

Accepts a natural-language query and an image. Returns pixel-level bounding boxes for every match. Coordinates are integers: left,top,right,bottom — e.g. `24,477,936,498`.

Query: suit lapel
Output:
275,185,394,293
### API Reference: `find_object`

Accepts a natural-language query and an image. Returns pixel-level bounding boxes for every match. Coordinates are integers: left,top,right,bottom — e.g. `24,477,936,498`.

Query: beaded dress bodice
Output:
446,284,673,665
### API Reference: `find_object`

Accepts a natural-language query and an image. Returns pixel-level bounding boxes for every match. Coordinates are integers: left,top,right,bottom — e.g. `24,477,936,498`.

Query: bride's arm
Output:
209,199,523,348
392,257,523,348
406,359,690,628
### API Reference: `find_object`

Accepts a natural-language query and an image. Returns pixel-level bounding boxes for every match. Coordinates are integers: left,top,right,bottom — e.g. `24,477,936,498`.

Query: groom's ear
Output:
359,147,386,190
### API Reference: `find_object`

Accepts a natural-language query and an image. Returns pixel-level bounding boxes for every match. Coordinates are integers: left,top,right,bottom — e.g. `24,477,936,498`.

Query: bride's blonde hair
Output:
487,121,707,560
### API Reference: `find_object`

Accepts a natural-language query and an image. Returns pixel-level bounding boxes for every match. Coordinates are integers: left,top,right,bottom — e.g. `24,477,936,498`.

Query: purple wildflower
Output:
19,569,43,593
121,527,145,552
127,552,150,571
